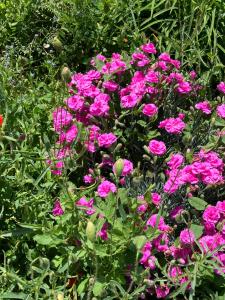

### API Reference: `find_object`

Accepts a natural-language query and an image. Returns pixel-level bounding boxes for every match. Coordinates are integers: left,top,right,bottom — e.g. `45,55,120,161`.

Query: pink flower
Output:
90,93,110,117
217,82,225,94
142,103,158,117
159,117,186,134
97,180,117,198
170,206,184,219
97,223,108,240
217,104,225,118
113,159,133,176
76,197,95,215
137,203,148,214
189,70,197,79
155,285,170,299
158,52,171,62
153,233,170,252
52,200,64,216
199,235,217,252
195,101,211,114
83,174,94,184
179,229,195,245
177,81,192,94
96,54,106,61
147,214,171,232
65,95,84,111
169,266,183,280
140,43,157,54
86,70,101,81
151,192,161,206
167,153,184,169
216,200,225,215
103,80,119,91
58,124,78,143
203,205,220,225
98,133,117,148
120,94,139,108
53,107,73,132
145,70,159,83
148,140,167,156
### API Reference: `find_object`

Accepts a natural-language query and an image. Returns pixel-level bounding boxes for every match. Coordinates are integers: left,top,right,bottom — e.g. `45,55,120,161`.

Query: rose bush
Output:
42,43,225,298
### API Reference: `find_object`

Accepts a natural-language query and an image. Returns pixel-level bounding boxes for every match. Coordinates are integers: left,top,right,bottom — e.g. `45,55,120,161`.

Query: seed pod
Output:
86,221,96,242
61,67,71,83
113,159,124,177
51,36,63,52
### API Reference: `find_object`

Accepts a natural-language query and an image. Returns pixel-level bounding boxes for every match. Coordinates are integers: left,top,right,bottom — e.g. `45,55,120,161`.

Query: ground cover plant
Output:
1,41,225,299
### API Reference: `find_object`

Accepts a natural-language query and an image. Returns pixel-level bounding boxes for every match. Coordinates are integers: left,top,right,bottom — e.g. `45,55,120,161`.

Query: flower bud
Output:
143,279,154,287
89,277,95,285
113,143,123,153
86,221,96,242
51,36,63,52
113,159,124,177
182,133,192,145
61,67,71,83
57,292,64,300
211,117,216,125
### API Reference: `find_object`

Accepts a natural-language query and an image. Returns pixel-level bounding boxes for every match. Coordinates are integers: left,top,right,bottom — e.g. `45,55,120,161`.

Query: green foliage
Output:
1,0,225,79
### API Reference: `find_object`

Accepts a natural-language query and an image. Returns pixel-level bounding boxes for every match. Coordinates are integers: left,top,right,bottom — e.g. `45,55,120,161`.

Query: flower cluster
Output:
50,42,225,298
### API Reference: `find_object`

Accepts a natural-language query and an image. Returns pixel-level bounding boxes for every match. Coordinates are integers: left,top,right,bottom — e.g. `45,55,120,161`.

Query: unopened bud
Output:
143,279,154,287
113,143,123,153
61,67,71,83
57,292,64,300
113,159,124,177
211,117,216,125
51,36,63,52
182,133,192,145
86,221,96,242
143,154,151,161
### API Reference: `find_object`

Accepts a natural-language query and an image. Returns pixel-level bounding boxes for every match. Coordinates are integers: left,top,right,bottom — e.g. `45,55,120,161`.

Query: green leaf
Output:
93,281,104,296
0,292,29,299
190,224,204,239
33,234,63,246
77,278,89,295
188,197,207,211
132,235,147,250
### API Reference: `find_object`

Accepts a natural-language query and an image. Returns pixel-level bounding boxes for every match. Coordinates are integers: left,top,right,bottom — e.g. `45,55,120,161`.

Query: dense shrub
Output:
1,43,224,298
